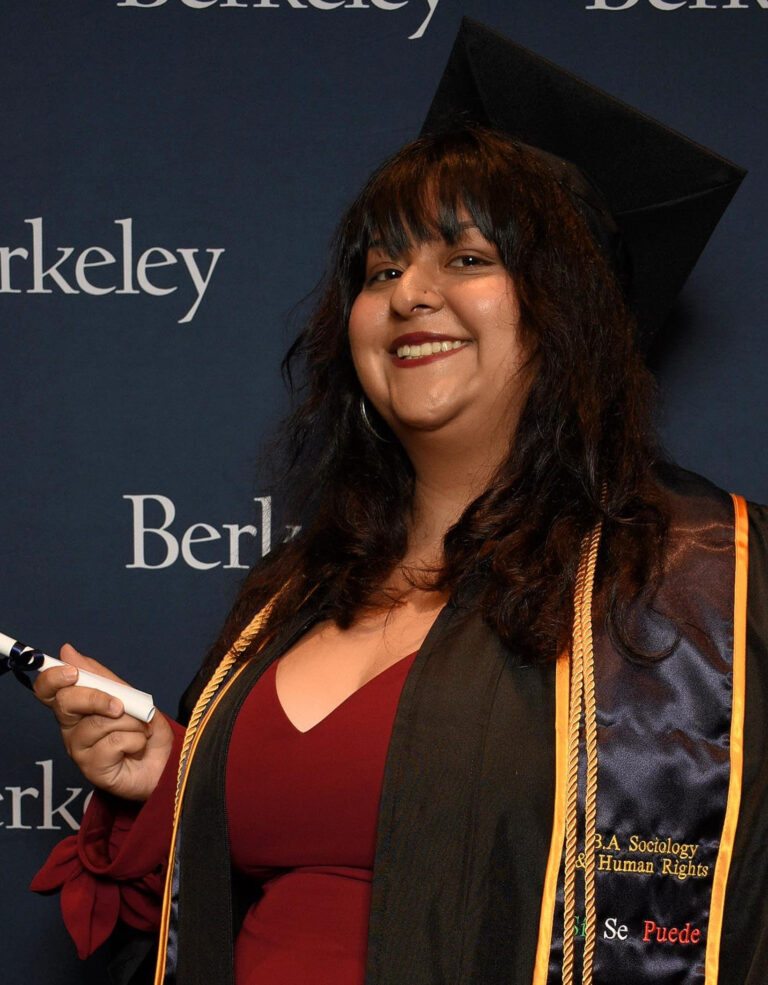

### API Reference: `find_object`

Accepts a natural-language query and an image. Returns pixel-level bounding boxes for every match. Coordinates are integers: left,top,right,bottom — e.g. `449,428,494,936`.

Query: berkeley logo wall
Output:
0,218,224,324
588,0,766,8
124,494,301,570
0,761,91,832
116,0,442,40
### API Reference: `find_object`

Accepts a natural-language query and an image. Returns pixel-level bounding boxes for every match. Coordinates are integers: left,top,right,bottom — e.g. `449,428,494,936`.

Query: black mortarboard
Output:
421,18,746,348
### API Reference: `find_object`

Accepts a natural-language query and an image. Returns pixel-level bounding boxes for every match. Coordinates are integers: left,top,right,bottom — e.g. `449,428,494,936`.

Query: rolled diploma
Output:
0,632,155,723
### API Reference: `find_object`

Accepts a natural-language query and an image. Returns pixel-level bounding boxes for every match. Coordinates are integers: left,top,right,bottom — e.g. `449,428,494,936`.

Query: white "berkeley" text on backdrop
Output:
0,218,224,323
124,494,301,569
587,0,766,9
116,0,442,40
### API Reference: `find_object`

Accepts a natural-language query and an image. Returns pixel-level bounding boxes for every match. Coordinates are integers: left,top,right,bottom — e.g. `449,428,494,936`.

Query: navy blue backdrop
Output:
1,1,766,981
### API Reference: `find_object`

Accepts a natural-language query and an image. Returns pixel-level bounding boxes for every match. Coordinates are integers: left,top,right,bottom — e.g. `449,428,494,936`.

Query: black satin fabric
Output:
143,465,768,985
545,469,736,984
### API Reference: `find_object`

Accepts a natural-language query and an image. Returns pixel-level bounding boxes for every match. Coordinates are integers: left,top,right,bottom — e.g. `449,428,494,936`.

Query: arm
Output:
30,720,184,957
30,645,182,957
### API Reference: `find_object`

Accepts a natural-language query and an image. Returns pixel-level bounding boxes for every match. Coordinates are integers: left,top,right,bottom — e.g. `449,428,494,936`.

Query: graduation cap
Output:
421,18,746,348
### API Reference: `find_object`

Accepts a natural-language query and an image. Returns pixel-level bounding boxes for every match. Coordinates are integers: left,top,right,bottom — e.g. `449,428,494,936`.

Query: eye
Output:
448,253,492,268
366,266,402,286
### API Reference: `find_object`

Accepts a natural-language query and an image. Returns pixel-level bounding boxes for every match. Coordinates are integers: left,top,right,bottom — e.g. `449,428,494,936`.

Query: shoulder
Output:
652,460,735,514
651,459,767,514
651,462,768,577
650,462,768,556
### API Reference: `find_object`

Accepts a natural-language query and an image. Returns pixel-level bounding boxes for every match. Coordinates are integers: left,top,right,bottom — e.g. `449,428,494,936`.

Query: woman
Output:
30,30,768,985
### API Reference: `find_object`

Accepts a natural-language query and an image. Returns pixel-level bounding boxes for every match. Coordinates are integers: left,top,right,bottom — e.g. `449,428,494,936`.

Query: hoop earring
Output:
360,397,388,442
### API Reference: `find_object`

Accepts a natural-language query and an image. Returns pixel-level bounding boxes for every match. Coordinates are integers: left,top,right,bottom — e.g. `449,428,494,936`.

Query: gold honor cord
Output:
562,517,603,985
174,600,276,816
154,597,279,985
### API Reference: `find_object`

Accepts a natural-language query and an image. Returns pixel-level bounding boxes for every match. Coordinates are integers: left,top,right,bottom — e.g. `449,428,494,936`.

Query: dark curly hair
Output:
197,126,667,683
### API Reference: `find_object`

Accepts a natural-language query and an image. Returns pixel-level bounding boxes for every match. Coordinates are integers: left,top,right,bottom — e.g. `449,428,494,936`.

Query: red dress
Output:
32,652,417,985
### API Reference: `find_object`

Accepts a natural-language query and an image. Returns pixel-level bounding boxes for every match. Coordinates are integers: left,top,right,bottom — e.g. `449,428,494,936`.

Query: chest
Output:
226,654,416,874
273,595,446,733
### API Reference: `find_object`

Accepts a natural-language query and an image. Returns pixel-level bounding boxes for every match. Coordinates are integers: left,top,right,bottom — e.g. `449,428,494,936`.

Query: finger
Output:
59,644,130,687
78,731,152,782
52,684,126,728
90,729,151,769
33,664,80,705
67,712,150,754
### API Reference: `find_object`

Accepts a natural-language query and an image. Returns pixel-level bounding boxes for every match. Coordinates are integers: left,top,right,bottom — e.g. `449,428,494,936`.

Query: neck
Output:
398,424,508,571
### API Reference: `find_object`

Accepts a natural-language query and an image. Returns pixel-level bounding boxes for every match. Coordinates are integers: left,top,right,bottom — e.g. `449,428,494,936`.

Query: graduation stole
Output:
534,492,748,985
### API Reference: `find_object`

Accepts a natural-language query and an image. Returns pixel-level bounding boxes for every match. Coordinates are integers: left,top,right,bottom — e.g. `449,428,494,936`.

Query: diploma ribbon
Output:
0,639,45,689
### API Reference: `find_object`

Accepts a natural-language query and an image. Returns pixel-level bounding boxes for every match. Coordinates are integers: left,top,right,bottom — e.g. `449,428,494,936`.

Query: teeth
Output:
395,340,464,359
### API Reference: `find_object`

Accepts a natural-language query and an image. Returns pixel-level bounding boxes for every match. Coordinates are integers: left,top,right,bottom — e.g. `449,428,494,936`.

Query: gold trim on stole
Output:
532,652,570,985
705,494,748,983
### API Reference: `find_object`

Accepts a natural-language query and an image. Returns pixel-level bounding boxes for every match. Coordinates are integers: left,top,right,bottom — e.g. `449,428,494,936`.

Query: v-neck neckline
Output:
273,650,418,735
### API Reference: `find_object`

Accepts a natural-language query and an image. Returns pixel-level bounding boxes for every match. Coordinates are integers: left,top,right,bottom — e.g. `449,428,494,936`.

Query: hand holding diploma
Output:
32,644,174,802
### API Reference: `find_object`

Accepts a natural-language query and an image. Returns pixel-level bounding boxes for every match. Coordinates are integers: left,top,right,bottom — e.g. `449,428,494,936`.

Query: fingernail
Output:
61,666,78,683
109,699,123,716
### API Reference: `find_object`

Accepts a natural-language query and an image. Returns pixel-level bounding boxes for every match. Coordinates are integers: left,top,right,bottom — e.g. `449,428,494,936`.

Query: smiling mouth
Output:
396,339,465,359
389,333,468,367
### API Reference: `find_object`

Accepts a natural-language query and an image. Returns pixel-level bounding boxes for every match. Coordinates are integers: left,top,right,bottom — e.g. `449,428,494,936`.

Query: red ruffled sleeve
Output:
30,717,185,959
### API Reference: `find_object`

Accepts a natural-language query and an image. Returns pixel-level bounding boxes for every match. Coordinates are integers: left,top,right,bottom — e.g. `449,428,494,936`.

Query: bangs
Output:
347,134,523,275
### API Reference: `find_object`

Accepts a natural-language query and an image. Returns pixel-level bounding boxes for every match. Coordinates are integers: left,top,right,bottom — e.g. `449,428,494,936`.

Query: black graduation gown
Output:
112,467,768,985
